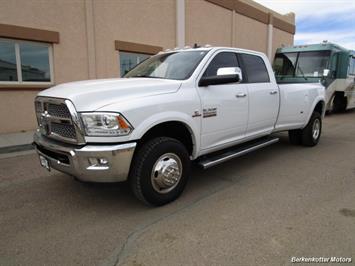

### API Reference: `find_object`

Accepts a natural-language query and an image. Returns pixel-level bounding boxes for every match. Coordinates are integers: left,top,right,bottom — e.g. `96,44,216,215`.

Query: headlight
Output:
80,112,133,136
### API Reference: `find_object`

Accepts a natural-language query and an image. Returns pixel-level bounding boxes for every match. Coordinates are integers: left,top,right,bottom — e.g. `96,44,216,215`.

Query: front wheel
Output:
129,137,190,206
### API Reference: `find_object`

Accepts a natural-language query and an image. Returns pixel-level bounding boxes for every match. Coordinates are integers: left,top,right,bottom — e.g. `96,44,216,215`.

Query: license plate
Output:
39,155,51,171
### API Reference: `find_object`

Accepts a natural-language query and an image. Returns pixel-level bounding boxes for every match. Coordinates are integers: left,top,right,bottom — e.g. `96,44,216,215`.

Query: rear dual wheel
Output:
288,111,322,147
332,94,347,113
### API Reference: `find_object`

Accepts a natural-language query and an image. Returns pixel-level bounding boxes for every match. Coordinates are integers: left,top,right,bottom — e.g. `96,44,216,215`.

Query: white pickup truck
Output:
34,47,325,206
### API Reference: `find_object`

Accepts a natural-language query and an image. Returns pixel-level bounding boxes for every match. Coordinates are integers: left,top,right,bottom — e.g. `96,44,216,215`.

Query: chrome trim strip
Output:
79,142,137,152
65,99,86,144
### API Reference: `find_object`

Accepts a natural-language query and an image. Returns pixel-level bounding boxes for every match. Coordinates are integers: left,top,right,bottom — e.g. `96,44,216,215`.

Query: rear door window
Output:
240,54,270,83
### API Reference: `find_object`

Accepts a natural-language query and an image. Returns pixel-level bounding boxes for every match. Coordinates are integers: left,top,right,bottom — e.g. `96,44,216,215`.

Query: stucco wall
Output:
272,27,294,60
0,90,39,133
0,0,89,83
0,0,89,133
186,0,232,46
93,0,176,78
235,13,268,53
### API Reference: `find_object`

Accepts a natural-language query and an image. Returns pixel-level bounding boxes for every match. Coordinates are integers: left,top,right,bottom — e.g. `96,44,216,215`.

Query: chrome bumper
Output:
33,132,136,182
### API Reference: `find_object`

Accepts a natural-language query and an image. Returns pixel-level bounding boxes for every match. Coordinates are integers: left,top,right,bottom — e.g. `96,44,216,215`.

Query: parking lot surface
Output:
1,111,355,266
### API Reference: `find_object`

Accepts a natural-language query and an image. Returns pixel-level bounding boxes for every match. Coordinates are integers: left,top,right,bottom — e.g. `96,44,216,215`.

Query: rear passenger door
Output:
239,53,280,137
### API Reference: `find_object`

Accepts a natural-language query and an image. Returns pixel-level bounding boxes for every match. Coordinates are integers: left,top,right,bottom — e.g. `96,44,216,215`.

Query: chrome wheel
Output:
151,153,183,194
312,119,321,140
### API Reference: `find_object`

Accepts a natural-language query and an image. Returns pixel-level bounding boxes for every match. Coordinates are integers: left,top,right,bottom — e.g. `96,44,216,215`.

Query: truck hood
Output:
38,78,182,111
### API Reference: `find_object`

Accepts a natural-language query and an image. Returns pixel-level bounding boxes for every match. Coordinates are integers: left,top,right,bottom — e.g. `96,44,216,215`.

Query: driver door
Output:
197,52,249,151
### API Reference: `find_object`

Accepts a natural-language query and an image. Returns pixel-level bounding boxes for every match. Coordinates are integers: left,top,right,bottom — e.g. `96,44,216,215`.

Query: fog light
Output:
88,157,109,166
99,158,108,165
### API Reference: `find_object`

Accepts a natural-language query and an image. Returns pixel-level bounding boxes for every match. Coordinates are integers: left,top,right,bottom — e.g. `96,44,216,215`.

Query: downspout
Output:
267,13,273,61
84,0,97,79
176,0,185,48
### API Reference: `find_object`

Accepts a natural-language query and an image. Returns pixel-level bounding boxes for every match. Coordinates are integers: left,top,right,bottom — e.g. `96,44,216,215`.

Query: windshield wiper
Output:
128,74,152,78
128,75,164,79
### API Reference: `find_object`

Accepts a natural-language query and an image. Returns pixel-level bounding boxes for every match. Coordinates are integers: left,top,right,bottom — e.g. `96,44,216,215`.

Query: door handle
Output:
236,93,247,98
270,90,278,95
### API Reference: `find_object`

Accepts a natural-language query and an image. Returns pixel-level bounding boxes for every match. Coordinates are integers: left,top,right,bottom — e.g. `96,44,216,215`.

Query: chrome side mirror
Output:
323,69,330,77
217,67,243,82
199,67,242,87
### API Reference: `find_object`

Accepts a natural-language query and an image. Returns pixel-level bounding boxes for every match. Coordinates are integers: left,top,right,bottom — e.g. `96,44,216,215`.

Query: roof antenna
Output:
193,43,200,48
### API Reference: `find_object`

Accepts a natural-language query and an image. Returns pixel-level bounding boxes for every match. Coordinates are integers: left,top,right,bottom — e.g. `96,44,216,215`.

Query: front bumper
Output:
33,132,136,182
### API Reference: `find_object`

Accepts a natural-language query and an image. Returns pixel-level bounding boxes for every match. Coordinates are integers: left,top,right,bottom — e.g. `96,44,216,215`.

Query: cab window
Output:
240,53,270,83
203,52,239,77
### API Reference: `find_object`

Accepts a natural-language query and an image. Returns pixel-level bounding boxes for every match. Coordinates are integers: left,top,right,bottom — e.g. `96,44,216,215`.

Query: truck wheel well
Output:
334,91,345,98
138,121,194,155
314,101,325,115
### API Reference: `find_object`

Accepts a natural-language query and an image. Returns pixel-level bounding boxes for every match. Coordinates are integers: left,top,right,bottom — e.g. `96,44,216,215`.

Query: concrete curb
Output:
0,143,34,155
0,131,35,155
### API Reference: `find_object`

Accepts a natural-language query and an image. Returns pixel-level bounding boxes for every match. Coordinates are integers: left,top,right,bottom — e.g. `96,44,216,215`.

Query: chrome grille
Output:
35,97,85,144
47,103,71,118
51,123,77,139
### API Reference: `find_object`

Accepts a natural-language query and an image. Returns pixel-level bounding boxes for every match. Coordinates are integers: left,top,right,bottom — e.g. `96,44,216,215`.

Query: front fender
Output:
130,111,200,159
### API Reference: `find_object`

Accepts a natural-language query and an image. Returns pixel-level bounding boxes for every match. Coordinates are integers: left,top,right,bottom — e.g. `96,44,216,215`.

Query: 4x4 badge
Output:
192,110,202,118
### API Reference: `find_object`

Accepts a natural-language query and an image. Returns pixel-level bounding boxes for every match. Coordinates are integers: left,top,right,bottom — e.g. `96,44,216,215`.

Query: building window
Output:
119,51,150,77
0,40,17,81
0,38,53,84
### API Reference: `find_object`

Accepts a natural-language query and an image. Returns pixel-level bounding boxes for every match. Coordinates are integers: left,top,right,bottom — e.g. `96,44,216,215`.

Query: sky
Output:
253,0,355,50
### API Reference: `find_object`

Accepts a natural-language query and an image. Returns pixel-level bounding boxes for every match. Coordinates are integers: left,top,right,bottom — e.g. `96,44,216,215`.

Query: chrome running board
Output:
197,137,279,169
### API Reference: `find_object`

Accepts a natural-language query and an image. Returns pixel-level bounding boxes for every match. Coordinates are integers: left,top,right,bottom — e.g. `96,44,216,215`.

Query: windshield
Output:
274,51,331,79
124,51,208,80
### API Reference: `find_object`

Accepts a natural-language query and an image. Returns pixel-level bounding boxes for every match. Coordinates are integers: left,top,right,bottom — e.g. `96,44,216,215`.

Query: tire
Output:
288,129,302,145
332,94,347,113
301,112,322,147
129,137,190,206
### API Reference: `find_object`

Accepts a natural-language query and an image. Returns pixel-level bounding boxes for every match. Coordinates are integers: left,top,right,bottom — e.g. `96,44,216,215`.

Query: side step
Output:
197,137,279,169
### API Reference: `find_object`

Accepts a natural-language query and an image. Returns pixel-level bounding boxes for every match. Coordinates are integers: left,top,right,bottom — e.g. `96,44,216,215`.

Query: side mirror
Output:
323,69,330,77
199,67,242,87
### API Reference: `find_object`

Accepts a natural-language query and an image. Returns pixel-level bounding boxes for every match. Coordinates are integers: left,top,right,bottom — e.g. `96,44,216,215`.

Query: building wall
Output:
0,0,89,133
235,13,268,53
0,0,295,134
0,0,89,83
93,0,176,78
272,27,294,60
186,0,232,46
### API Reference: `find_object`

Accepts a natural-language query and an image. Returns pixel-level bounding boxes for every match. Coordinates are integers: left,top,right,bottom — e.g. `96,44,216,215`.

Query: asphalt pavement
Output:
0,111,354,266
